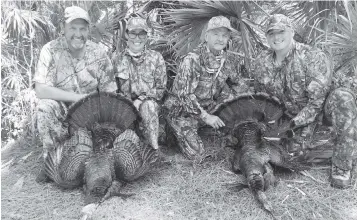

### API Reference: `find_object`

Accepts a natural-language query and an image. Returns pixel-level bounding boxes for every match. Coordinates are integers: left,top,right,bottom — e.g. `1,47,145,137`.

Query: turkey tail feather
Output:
65,92,140,134
213,93,290,138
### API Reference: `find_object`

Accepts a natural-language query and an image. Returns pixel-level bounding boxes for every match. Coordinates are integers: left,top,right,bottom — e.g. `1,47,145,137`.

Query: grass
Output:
1,134,357,220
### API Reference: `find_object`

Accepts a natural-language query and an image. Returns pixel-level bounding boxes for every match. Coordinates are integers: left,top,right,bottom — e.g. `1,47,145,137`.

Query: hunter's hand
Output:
133,99,143,110
203,114,225,129
74,93,88,102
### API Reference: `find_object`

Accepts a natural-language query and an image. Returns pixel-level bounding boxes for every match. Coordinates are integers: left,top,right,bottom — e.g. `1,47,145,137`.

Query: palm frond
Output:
2,4,54,42
89,1,128,52
317,1,357,72
272,0,355,44
161,0,265,61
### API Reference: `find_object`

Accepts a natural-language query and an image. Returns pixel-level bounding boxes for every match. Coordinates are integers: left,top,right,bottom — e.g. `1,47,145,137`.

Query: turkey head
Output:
83,122,119,202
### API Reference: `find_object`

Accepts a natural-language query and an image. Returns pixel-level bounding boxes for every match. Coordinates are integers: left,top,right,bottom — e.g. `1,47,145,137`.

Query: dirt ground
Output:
1,134,357,220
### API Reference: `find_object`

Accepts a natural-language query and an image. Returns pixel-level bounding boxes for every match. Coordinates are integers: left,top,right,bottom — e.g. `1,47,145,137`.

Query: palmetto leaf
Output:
90,10,116,47
272,0,352,44
86,1,128,51
161,0,265,61
317,1,357,72
2,4,54,42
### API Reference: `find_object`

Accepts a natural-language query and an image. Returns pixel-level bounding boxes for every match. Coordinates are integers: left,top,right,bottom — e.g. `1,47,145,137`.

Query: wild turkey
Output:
44,92,158,202
213,92,323,216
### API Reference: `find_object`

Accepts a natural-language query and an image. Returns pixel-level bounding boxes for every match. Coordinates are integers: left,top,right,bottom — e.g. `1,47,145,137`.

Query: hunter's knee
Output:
140,99,159,113
325,88,357,128
36,99,61,113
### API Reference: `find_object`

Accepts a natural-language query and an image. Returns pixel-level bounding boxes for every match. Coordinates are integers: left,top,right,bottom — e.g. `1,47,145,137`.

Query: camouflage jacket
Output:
169,43,249,116
113,48,167,101
251,41,333,127
34,36,114,94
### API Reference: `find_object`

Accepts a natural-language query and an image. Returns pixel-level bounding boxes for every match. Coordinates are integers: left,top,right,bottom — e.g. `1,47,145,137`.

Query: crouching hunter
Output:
164,16,249,160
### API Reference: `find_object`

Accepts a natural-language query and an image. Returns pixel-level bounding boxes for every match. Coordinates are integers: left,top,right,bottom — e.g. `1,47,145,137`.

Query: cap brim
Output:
206,26,236,33
266,25,289,33
127,27,149,32
65,17,90,24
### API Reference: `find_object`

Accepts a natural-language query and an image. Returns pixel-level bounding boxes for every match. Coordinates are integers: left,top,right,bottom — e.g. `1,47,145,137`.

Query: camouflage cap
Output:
64,6,90,24
206,16,235,32
127,17,149,32
266,14,293,33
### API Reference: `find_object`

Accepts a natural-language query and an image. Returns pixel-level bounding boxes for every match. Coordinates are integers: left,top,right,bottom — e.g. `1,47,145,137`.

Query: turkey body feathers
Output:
113,129,158,182
45,143,89,189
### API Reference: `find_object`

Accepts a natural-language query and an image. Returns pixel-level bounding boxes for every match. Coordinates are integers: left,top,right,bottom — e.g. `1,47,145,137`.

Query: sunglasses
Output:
127,31,147,39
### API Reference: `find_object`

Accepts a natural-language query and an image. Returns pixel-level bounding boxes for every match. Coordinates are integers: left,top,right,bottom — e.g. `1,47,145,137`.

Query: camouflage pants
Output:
36,99,93,157
36,99,69,157
164,94,223,160
166,116,205,160
138,100,160,149
324,88,357,170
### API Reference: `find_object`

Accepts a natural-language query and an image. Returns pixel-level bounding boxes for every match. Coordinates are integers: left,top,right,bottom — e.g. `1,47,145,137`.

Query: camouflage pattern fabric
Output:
164,42,247,158
113,47,167,101
167,42,248,117
35,36,114,155
36,99,93,157
113,47,167,149
166,116,205,160
332,70,357,95
34,36,115,93
252,41,333,127
324,88,357,170
37,99,68,156
251,40,357,171
139,100,160,149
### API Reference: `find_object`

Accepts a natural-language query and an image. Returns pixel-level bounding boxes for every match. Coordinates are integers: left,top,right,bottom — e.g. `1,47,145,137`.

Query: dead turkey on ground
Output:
213,92,332,216
44,92,158,203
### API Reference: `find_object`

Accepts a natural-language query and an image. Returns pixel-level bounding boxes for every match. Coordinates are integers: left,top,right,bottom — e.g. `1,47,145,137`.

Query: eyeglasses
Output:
127,31,147,39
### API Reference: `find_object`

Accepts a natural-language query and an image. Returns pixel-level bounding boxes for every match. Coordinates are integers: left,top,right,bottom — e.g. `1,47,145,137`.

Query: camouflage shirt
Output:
113,48,167,101
34,36,114,93
170,43,249,115
251,41,333,127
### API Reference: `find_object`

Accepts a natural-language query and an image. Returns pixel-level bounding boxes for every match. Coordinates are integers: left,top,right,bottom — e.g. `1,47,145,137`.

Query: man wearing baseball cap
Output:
164,16,249,160
112,16,167,150
250,14,357,188
35,6,114,182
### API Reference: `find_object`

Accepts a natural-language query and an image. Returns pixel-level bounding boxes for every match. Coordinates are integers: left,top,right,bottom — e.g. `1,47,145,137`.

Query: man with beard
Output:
251,14,357,188
35,6,113,181
112,16,167,150
164,16,249,160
